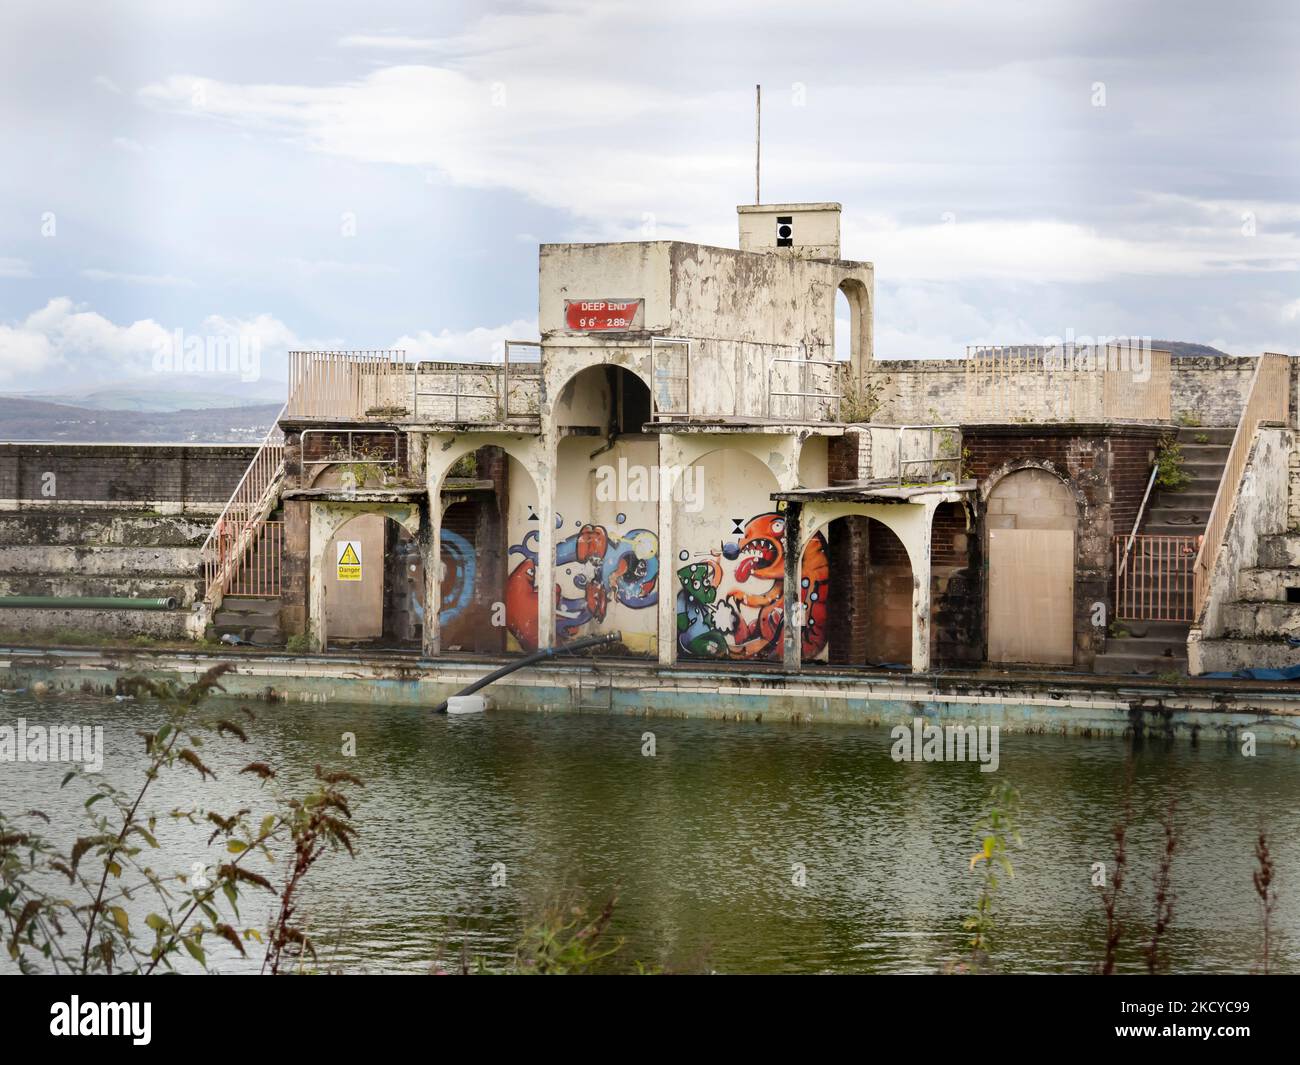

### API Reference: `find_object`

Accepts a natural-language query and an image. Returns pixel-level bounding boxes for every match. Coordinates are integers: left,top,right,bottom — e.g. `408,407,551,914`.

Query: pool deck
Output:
2,641,1300,747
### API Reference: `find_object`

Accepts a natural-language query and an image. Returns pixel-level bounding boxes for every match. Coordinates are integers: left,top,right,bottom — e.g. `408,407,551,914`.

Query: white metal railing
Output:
286,350,411,420
766,344,841,421
1193,352,1291,616
201,407,286,606
894,425,961,484
287,348,542,424
648,336,692,419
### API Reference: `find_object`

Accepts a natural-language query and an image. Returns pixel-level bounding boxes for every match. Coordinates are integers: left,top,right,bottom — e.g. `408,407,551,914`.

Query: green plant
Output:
1108,621,1130,639
0,664,360,974
1194,433,1209,445
285,632,311,654
448,453,478,479
1176,411,1201,427
1154,437,1191,491
953,780,1021,972
1156,670,1182,685
838,370,891,423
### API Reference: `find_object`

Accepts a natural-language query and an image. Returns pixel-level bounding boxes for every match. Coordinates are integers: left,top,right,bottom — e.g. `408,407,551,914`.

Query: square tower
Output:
737,202,842,260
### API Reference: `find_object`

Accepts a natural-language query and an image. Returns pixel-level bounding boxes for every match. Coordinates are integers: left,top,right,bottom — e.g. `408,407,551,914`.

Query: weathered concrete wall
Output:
0,444,256,640
872,354,1261,427
9,647,1300,747
538,240,873,421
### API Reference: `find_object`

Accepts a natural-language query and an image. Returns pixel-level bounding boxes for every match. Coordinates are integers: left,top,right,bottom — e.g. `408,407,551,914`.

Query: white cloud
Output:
0,299,316,388
92,75,122,95
392,318,539,362
0,258,32,279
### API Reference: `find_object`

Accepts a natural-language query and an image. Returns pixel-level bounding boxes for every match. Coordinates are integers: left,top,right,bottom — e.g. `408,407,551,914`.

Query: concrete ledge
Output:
3,647,1299,746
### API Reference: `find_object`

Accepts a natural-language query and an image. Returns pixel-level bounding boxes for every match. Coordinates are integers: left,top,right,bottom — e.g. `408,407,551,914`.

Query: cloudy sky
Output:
2,0,1298,397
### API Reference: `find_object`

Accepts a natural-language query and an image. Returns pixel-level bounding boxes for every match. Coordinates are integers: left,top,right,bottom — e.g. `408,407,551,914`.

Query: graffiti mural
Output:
676,512,830,661
505,519,659,651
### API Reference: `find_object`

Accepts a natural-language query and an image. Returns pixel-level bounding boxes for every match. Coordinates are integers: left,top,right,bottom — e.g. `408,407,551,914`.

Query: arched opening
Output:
554,363,652,436
673,447,786,661
834,287,852,363
985,468,1077,665
835,278,868,367
803,515,913,667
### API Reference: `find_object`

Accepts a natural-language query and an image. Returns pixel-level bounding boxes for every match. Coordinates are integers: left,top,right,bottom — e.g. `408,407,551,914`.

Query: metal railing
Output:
649,336,692,419
211,520,284,599
1115,464,1159,585
287,350,411,419
1193,352,1291,616
301,429,402,468
1114,534,1198,621
964,343,1171,422
894,425,961,485
288,348,541,423
200,408,286,606
767,345,842,421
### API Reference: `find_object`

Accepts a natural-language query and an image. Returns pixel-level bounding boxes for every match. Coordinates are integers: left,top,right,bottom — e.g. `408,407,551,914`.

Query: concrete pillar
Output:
422,498,442,658
657,436,678,666
783,501,803,672
534,443,556,651
907,500,937,674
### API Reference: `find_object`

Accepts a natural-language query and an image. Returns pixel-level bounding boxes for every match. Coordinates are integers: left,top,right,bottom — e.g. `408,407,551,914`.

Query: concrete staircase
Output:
0,508,209,641
211,595,284,647
1193,531,1300,672
1093,426,1232,675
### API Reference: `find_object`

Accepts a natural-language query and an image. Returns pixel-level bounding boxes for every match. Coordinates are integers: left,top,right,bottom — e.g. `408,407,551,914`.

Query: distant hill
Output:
0,397,281,443
1152,341,1231,358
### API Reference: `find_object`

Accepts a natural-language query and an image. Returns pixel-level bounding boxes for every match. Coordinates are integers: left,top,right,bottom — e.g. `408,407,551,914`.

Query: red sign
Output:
564,299,643,331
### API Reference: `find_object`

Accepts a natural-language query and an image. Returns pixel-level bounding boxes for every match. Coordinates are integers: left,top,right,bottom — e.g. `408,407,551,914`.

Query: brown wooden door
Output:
988,528,1074,665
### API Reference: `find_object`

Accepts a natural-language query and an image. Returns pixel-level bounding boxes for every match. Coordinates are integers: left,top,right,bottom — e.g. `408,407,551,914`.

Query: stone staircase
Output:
210,595,284,647
0,508,209,641
1193,531,1300,672
1093,425,1232,675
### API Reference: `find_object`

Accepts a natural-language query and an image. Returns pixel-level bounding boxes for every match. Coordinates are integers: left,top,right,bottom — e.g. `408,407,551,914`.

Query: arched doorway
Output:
985,468,1077,665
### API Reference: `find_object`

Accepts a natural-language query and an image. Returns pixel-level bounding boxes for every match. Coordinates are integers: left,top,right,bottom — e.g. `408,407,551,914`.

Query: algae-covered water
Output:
1,686,1296,974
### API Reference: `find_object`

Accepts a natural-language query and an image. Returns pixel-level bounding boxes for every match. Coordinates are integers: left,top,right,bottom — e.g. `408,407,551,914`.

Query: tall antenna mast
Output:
755,84,761,204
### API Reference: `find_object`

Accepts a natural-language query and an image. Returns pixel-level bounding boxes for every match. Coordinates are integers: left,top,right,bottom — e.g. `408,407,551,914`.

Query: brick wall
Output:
0,443,256,506
962,424,1163,666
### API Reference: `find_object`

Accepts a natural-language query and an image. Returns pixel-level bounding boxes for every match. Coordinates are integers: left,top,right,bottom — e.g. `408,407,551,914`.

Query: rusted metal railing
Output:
213,520,284,598
200,408,285,606
1192,352,1291,617
1114,534,1198,622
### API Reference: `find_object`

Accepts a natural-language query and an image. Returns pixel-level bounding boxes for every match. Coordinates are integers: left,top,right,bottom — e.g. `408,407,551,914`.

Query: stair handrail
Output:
1116,463,1159,582
201,404,287,606
1192,353,1290,617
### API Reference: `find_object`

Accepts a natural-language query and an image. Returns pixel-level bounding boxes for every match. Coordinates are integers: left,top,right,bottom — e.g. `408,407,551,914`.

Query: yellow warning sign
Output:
336,540,362,581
